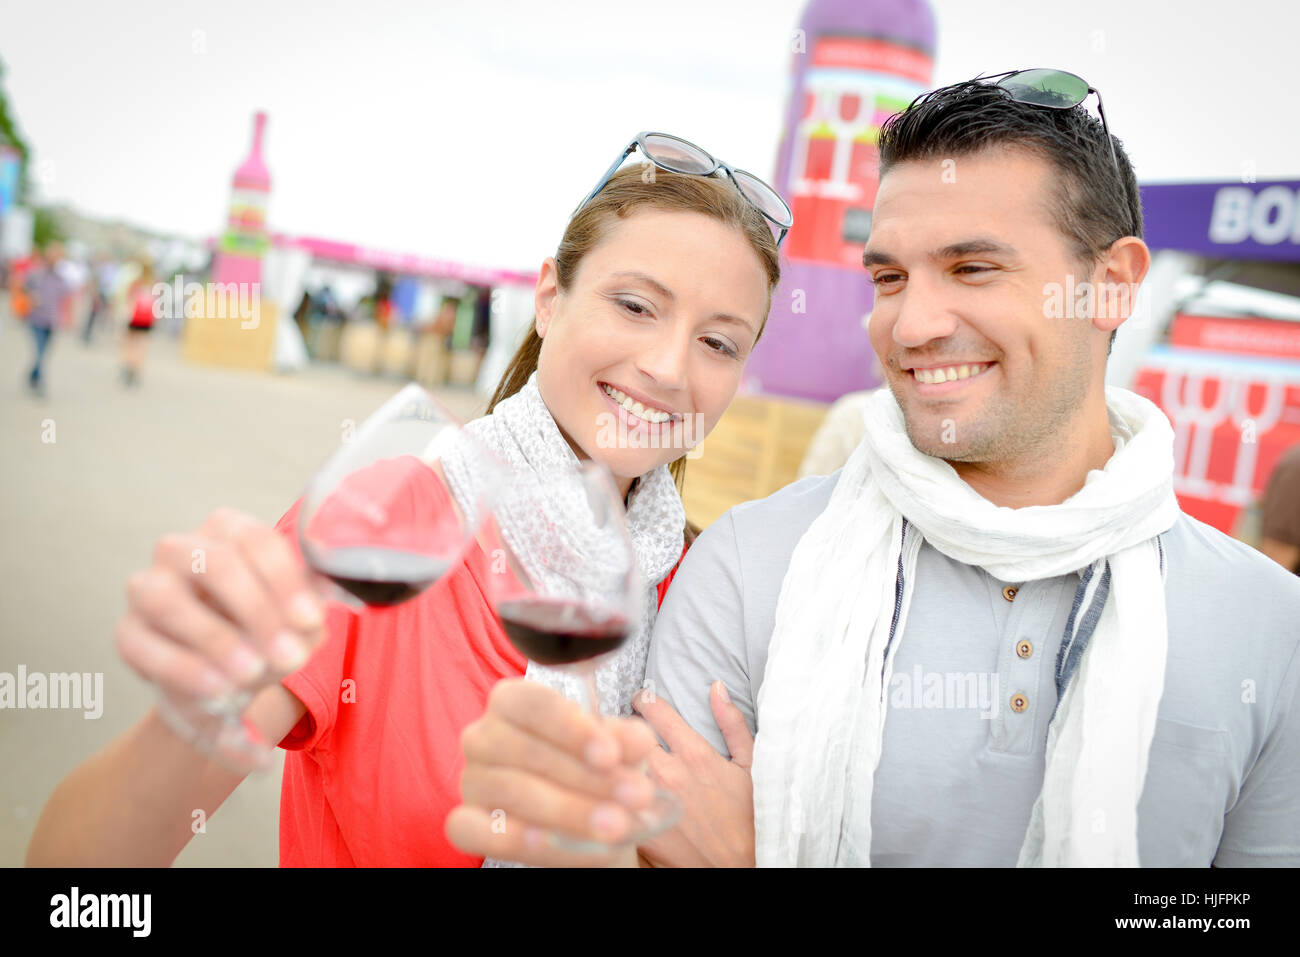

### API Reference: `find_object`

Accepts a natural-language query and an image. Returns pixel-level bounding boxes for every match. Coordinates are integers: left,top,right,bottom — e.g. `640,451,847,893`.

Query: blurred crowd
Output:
2,241,197,394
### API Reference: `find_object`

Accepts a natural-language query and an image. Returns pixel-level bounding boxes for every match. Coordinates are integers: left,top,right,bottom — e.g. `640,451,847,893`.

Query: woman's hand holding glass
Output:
116,507,327,770
122,384,501,773
476,462,681,852
448,677,662,866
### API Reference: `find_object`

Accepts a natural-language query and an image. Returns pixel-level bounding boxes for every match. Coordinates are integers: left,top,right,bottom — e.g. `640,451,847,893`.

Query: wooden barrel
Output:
414,333,451,388
309,320,342,361
448,349,482,387
339,320,380,373
381,326,416,377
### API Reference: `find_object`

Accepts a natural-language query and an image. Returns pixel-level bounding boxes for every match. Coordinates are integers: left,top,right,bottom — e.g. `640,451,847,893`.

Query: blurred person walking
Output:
292,289,312,344
1259,442,1300,574
81,255,116,344
4,249,35,320
120,261,157,388
21,241,74,397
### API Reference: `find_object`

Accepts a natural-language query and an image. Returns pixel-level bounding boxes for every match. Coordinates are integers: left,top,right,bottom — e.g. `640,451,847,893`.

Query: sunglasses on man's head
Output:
572,132,794,249
976,68,1119,173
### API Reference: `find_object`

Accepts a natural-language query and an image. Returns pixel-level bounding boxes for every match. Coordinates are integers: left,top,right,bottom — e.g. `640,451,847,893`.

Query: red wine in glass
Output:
482,461,681,851
308,546,452,607
297,384,503,610
497,598,629,666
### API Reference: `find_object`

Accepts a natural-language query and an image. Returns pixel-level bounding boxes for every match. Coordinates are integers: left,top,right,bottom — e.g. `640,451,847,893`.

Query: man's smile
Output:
903,361,998,396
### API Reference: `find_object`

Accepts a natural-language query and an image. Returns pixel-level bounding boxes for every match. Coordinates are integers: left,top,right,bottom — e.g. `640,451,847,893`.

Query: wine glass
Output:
481,461,681,853
156,383,503,773
296,384,502,607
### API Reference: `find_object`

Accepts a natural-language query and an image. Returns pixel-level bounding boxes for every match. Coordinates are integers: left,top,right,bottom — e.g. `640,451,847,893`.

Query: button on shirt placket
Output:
988,580,1063,755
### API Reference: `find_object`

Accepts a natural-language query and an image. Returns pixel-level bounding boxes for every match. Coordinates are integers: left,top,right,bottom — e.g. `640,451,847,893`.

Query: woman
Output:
26,137,788,867
121,261,156,388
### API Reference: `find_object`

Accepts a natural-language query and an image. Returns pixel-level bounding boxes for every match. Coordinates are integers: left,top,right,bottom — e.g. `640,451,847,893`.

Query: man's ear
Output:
1091,236,1151,335
534,257,559,339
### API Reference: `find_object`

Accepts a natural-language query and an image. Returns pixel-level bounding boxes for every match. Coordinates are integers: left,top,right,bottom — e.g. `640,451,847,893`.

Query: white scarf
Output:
752,386,1180,867
441,371,685,717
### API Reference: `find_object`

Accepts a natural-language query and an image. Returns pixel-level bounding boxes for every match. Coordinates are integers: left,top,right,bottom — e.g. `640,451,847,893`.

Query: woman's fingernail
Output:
199,668,234,698
270,631,309,671
524,827,545,849
228,645,266,684
590,803,624,838
584,737,615,768
615,778,649,808
715,680,731,705
289,593,323,631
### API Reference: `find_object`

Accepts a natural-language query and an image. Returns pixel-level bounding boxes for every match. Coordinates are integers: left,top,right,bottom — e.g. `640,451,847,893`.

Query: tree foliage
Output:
0,54,33,206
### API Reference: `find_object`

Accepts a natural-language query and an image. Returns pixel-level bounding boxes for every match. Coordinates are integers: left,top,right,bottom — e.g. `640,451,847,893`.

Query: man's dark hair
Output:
877,78,1143,348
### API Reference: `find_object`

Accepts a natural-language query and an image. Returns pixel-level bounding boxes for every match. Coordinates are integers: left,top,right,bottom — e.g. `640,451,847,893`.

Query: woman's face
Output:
534,208,770,496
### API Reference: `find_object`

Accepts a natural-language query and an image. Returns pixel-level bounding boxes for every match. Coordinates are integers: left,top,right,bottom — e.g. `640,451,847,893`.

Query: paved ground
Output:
0,303,484,867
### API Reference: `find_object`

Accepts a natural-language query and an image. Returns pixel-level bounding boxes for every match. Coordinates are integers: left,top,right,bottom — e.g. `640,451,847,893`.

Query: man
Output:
22,241,73,396
446,75,1300,867
1259,442,1300,574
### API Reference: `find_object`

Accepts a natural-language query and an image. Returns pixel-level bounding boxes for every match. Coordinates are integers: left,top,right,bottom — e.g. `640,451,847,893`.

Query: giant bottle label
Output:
220,185,270,257
785,36,932,268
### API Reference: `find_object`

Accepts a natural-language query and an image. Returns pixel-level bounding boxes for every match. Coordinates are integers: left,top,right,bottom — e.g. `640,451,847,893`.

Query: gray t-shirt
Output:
645,471,1300,866
23,265,72,330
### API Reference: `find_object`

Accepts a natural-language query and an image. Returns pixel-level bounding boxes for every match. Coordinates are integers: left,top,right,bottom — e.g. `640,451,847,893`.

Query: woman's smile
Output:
598,383,682,437
598,381,682,425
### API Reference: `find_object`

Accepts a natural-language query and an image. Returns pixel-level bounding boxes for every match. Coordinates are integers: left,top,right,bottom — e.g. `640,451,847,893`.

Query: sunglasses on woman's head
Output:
573,132,794,249
974,68,1120,173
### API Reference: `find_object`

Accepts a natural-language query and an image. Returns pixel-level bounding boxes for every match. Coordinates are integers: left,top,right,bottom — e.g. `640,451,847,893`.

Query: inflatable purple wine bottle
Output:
746,0,936,402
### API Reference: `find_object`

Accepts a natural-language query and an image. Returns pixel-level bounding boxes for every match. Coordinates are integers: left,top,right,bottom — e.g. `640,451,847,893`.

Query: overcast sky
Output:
5,0,1296,272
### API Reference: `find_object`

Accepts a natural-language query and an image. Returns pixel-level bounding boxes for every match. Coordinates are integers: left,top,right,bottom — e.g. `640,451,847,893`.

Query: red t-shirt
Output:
273,460,687,867
129,289,155,328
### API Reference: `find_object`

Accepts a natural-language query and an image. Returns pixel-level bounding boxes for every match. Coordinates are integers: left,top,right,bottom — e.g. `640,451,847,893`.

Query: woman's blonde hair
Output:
486,162,783,496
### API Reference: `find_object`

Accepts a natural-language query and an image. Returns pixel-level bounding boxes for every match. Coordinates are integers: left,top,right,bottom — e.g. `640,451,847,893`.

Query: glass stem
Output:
575,664,601,716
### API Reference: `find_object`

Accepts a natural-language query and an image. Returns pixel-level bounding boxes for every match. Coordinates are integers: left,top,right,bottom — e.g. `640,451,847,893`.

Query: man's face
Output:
863,147,1099,465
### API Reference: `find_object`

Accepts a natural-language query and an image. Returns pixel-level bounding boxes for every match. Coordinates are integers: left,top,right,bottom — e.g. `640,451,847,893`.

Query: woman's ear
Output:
534,257,559,339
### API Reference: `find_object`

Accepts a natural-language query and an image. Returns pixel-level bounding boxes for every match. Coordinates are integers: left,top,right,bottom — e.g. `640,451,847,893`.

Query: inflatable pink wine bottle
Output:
745,0,936,402
214,111,271,288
